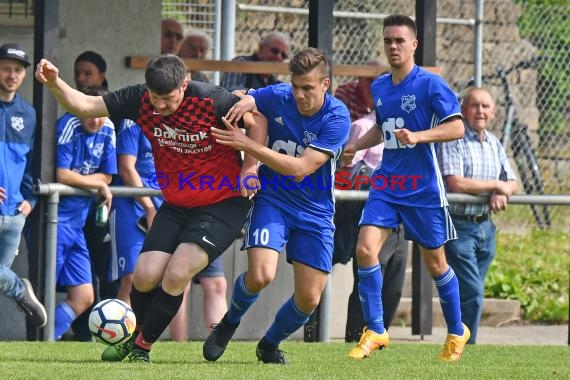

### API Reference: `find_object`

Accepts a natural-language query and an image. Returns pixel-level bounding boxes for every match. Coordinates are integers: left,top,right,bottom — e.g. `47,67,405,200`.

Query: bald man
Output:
161,18,184,54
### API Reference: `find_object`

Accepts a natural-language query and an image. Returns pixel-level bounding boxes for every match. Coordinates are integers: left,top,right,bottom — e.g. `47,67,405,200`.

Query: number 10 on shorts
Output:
252,228,270,245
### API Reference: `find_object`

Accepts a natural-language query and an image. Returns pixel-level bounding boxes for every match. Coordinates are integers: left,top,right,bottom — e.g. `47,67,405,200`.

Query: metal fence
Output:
33,183,570,341
162,0,570,231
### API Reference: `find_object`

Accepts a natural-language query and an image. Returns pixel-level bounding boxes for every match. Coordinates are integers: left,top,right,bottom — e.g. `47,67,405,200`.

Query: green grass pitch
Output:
0,340,568,379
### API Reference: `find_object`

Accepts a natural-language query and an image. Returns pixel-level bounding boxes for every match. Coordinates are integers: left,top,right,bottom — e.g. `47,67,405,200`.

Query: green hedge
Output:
487,229,569,323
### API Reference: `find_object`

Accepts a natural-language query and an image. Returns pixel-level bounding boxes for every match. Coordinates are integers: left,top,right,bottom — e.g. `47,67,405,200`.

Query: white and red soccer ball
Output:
88,299,136,345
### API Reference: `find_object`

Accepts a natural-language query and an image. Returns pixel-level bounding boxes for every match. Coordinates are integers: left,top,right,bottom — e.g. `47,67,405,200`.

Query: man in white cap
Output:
0,43,47,328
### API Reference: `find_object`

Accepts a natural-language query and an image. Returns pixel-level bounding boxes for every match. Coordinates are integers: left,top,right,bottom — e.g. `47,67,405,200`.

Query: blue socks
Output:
434,266,464,335
264,296,311,346
358,264,385,334
226,272,260,325
55,302,77,340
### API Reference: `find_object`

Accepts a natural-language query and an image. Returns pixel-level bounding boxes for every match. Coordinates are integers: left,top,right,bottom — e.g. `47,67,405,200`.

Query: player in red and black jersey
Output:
36,55,264,363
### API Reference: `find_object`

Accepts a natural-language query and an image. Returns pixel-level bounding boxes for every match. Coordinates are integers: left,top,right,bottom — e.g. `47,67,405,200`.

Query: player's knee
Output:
68,295,94,315
161,270,190,295
422,256,448,277
132,268,161,291
202,277,227,296
245,271,274,292
425,261,447,277
355,244,378,266
295,293,321,313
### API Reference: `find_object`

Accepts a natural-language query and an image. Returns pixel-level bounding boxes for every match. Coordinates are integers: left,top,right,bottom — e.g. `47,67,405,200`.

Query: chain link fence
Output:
162,0,569,231
162,1,217,49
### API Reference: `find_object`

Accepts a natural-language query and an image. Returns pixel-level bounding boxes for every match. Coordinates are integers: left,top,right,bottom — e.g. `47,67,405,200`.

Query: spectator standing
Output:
220,31,291,92
439,87,518,344
53,86,117,340
0,43,47,328
161,18,184,55
342,14,469,362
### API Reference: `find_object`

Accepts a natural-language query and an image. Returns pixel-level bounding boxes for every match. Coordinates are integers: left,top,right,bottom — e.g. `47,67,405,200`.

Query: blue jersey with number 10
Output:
370,65,461,208
249,84,350,224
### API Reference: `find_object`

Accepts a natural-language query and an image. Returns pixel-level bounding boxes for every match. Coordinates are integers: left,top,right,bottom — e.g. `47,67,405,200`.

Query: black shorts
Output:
141,196,251,262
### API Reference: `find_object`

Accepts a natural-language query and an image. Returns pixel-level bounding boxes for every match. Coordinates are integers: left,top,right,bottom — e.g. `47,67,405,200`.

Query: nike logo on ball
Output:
96,325,117,338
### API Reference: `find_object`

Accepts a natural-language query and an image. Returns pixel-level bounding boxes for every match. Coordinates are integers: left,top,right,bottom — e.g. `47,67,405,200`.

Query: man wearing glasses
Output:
220,31,291,92
161,18,184,55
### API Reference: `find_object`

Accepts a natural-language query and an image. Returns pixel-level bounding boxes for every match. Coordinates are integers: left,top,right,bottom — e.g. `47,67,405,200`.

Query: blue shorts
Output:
359,198,456,249
56,222,92,290
193,255,224,284
108,198,145,281
242,196,334,273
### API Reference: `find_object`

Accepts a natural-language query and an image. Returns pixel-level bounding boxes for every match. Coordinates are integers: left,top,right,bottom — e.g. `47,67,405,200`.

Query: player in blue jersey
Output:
54,86,117,340
203,47,351,364
342,15,470,362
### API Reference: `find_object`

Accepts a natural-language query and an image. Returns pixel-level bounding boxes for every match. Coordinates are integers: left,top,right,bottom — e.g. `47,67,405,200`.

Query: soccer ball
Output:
88,299,136,345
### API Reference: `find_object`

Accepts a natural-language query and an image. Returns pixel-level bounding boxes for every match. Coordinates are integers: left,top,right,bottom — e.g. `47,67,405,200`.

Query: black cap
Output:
0,43,30,67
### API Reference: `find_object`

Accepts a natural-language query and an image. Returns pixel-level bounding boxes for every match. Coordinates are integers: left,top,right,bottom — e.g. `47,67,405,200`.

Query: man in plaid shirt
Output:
439,87,518,344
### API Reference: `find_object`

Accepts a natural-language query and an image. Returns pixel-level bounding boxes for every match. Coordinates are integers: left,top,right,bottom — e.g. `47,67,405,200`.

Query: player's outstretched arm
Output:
342,125,383,166
35,59,109,118
213,117,330,179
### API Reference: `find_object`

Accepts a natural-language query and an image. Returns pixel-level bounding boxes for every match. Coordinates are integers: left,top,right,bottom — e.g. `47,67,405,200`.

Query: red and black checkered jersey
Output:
103,82,244,208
